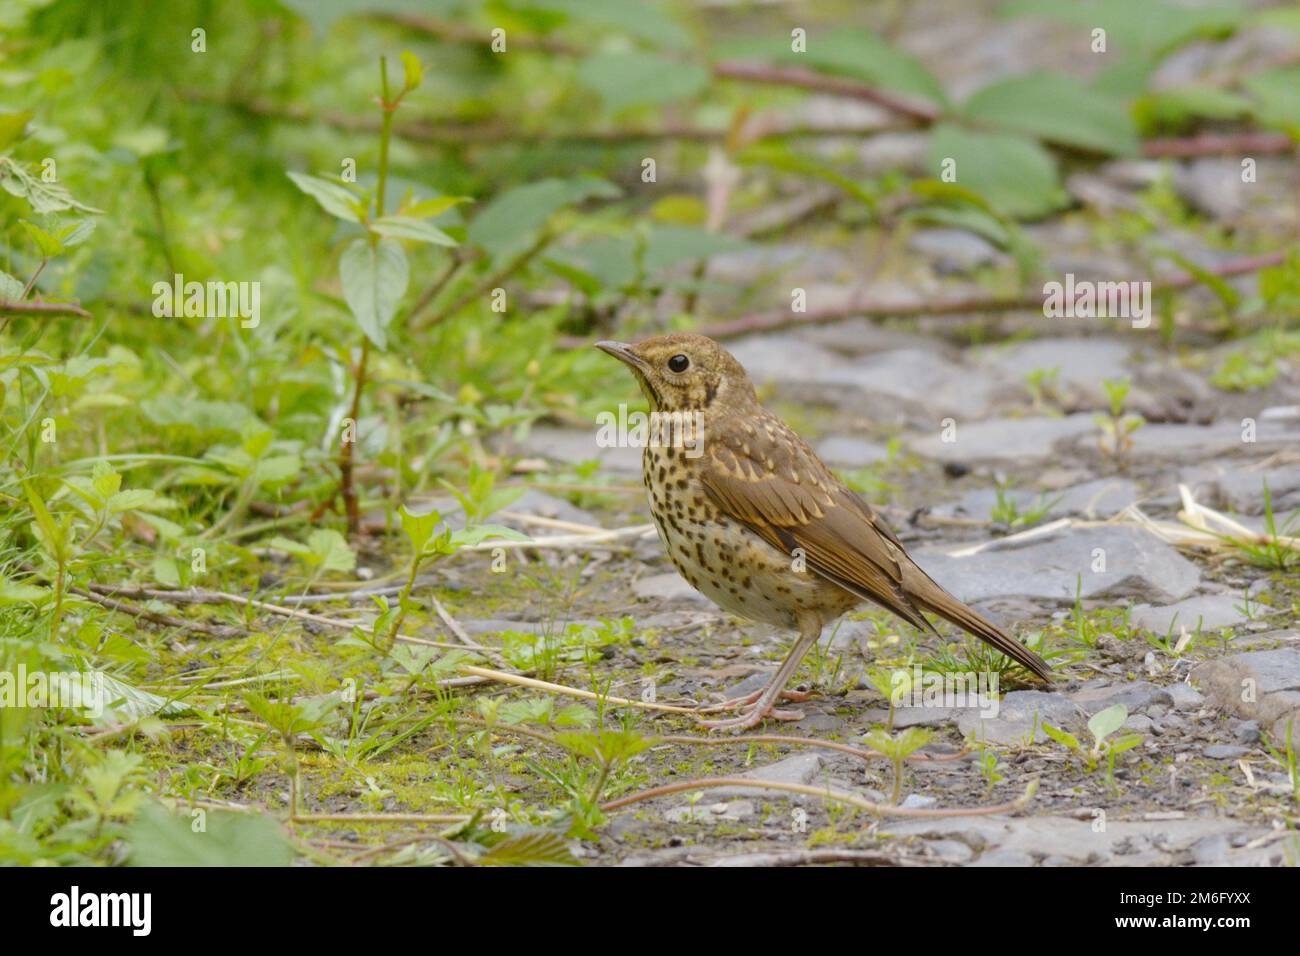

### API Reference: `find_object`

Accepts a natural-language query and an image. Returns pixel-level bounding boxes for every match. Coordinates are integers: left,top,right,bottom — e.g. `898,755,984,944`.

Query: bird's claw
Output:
697,704,806,731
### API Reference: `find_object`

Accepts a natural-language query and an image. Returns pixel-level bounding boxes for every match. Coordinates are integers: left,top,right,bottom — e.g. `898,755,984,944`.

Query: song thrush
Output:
596,332,1051,731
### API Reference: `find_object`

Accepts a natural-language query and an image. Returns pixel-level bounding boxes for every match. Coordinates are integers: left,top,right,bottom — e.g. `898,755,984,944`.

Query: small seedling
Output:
1042,703,1143,789
1095,378,1143,470
862,726,933,805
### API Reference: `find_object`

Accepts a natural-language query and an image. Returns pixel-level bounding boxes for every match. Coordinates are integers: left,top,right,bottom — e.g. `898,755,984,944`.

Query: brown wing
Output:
699,413,936,634
701,411,1052,681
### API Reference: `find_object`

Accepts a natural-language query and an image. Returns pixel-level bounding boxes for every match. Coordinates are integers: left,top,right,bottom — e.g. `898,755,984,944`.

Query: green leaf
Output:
0,577,50,605
1000,0,1242,57
403,195,469,219
371,215,458,246
0,156,104,214
286,171,364,223
19,219,64,257
962,72,1140,155
927,124,1067,219
577,51,709,112
400,50,423,91
94,673,191,720
718,29,946,106
399,503,441,554
1134,86,1253,135
1041,722,1081,752
528,0,690,49
0,109,32,150
91,460,122,500
0,269,24,300
1087,703,1128,742
306,529,356,572
478,830,576,866
467,176,620,260
1243,67,1300,136
642,224,752,273
339,237,409,349
128,803,294,867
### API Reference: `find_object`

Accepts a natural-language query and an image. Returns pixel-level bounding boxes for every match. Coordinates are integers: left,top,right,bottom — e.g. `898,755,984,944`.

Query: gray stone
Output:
1183,464,1300,515
908,228,1006,274
957,690,1083,745
1130,594,1252,637
881,814,1268,866
709,752,825,800
926,839,974,864
1124,418,1300,459
633,572,712,607
975,337,1132,400
816,435,890,468
1230,719,1261,744
916,525,1201,606
1070,680,1174,717
1166,682,1205,711
900,793,937,810
729,335,998,419
520,425,641,473
908,413,1097,465
1191,648,1300,738
1203,744,1251,760
1173,159,1252,221
940,478,1138,522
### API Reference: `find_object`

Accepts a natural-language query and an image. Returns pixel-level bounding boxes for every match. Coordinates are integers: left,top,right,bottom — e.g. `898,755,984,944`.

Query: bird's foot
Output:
697,703,805,731
699,684,813,714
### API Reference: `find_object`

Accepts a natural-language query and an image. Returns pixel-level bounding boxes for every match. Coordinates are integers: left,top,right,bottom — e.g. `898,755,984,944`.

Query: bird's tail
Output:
911,584,1053,683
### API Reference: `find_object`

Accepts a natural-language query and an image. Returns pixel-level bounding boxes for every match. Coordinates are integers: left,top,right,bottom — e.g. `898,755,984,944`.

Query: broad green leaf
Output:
286,171,364,223
577,51,709,112
307,529,356,572
1134,86,1252,134
1243,67,1300,137
962,72,1140,155
0,109,32,150
399,503,441,554
371,215,457,246
0,577,50,605
128,803,293,867
642,224,751,273
478,830,576,866
927,124,1067,219
1041,722,1081,752
0,156,104,214
467,176,619,259
717,29,946,106
0,269,25,300
1000,0,1242,56
19,219,63,257
91,460,122,500
1087,703,1128,742
404,195,469,219
339,237,408,349
527,0,690,48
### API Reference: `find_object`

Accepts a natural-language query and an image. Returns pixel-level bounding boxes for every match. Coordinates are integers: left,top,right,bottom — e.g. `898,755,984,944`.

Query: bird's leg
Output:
698,617,822,731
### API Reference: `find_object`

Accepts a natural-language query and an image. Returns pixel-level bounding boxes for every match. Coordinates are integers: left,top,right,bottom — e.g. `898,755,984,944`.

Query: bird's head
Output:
595,332,756,413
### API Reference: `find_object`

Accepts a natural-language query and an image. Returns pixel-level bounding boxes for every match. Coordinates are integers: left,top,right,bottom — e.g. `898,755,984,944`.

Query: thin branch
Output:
601,775,1037,818
685,249,1289,340
712,60,941,123
0,298,92,318
1143,131,1294,158
70,586,243,639
410,229,554,332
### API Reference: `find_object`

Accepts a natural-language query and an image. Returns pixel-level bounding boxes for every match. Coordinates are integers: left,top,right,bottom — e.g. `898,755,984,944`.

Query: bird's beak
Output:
595,340,649,375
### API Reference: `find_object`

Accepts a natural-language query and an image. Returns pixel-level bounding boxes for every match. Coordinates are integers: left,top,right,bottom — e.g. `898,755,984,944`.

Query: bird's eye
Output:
668,354,690,373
